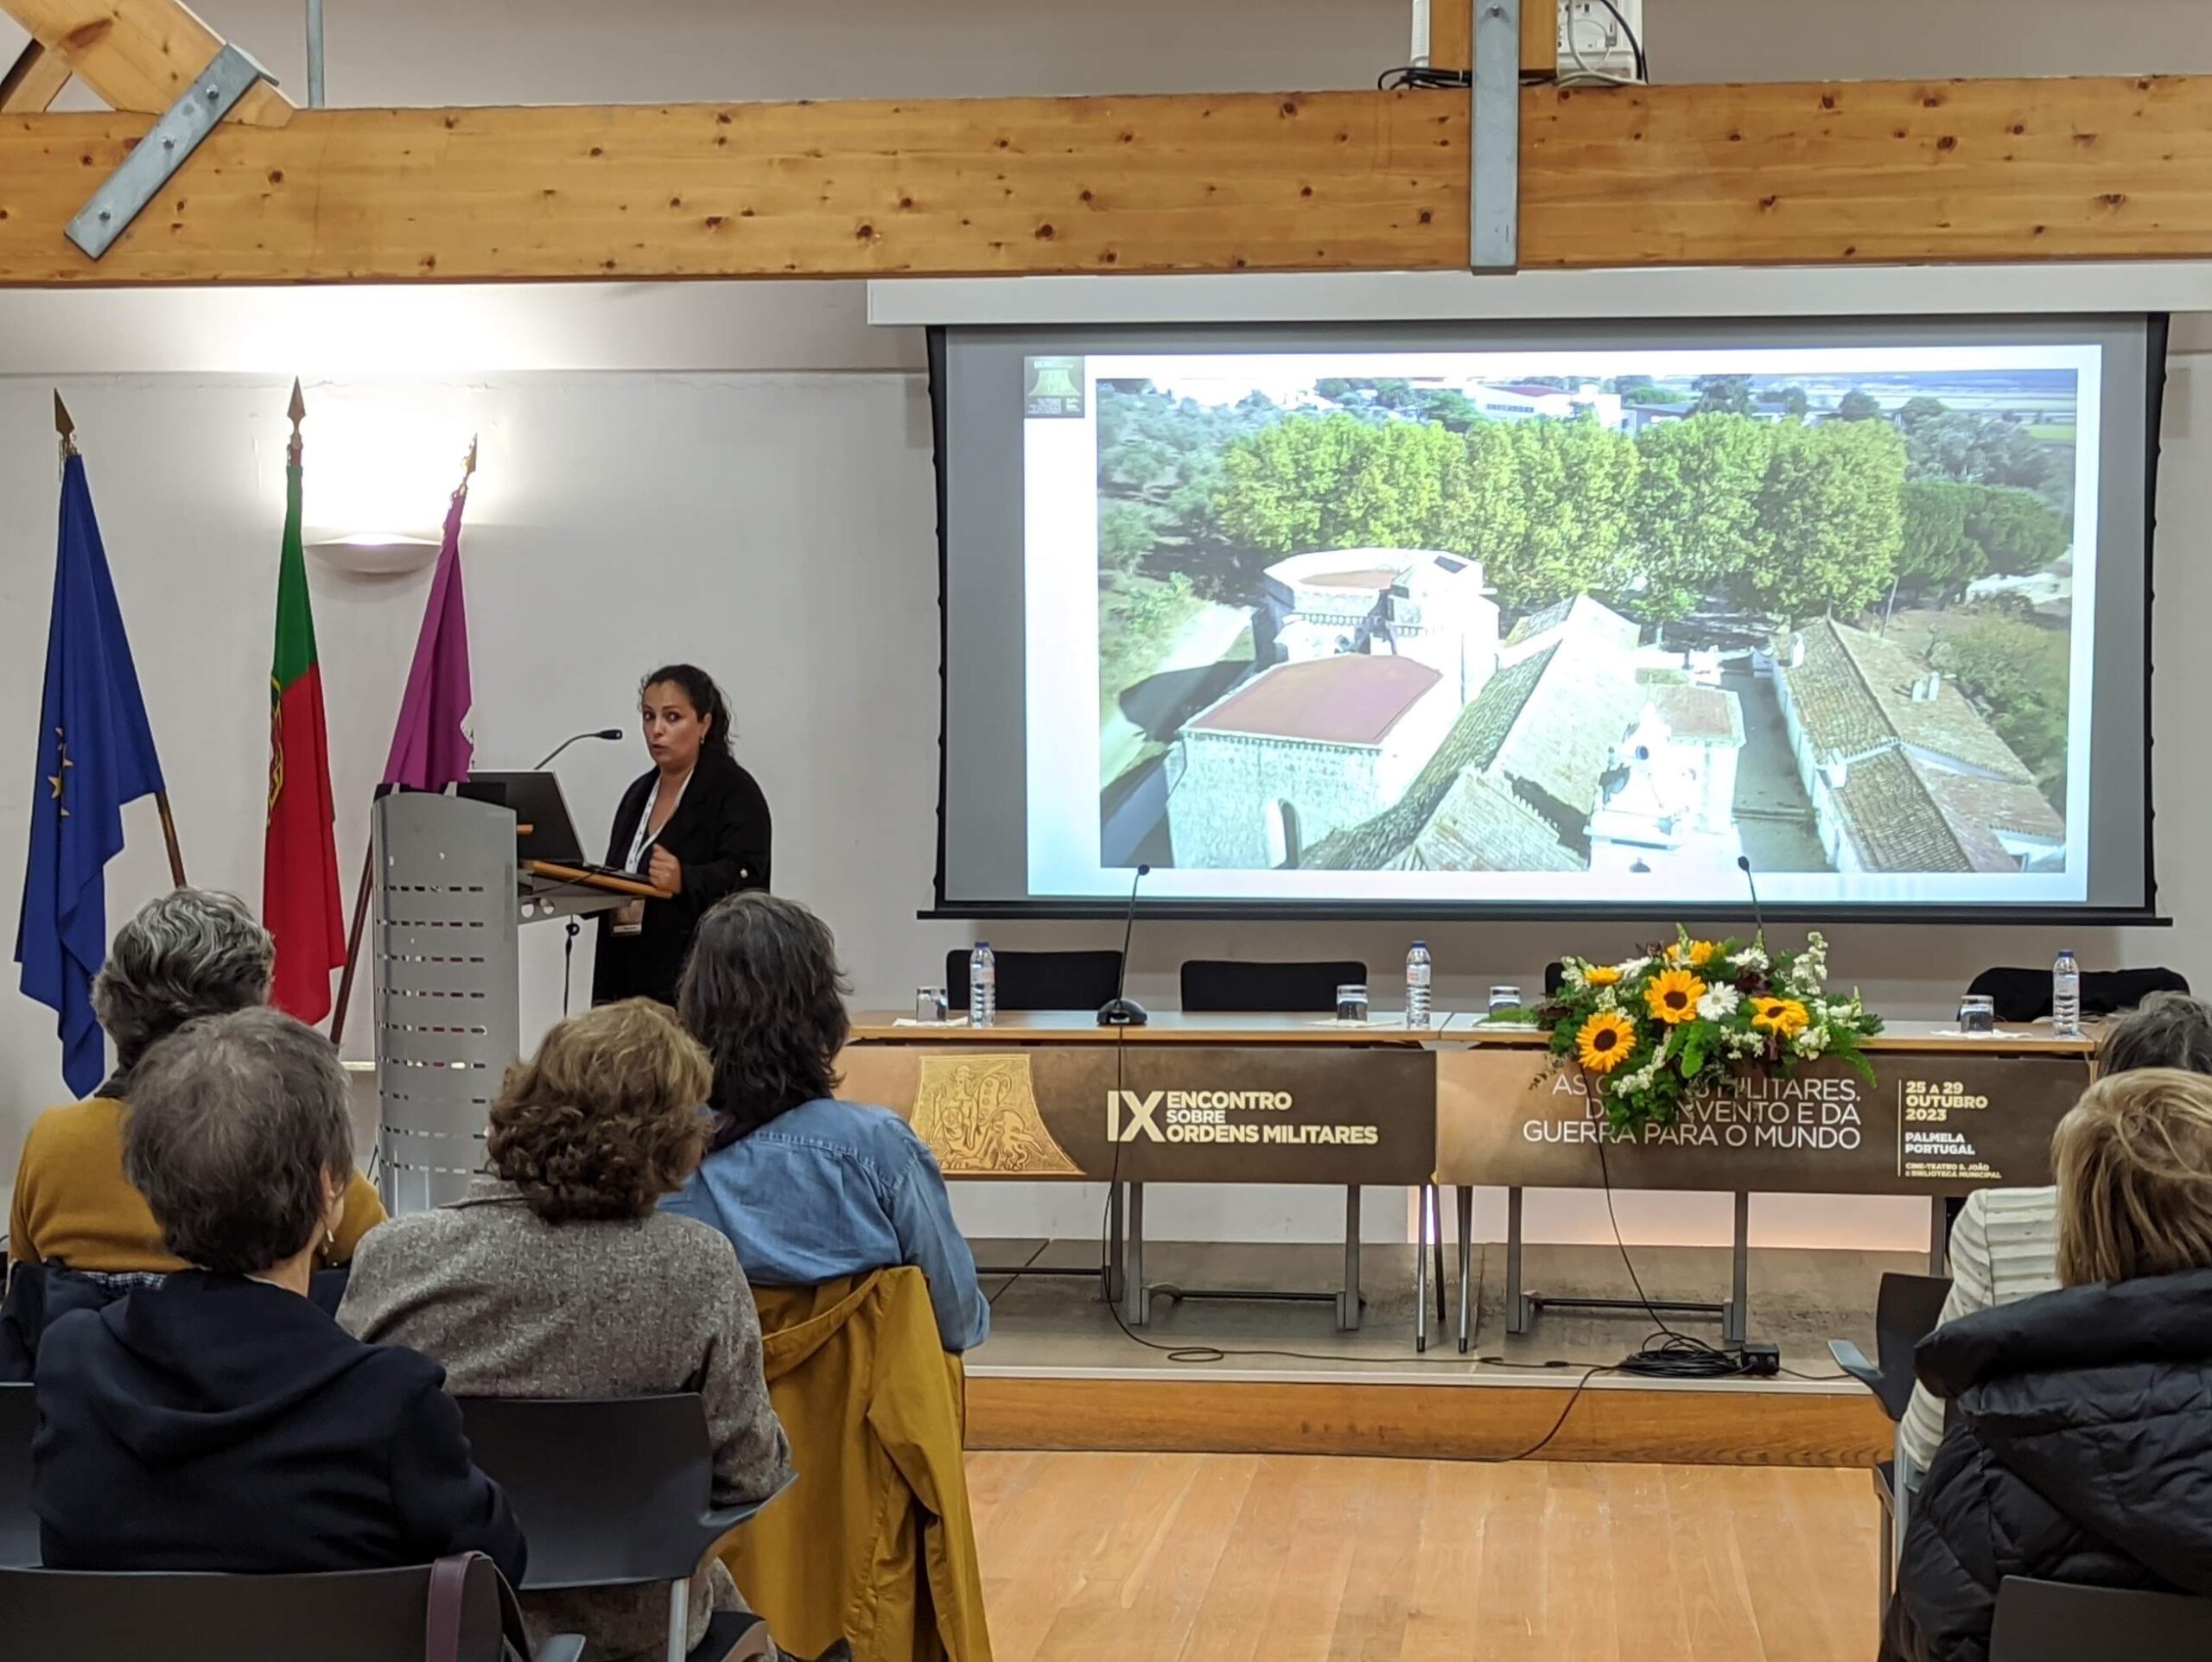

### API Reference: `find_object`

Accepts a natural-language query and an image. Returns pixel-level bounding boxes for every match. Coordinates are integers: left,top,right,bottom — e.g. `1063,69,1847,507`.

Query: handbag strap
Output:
424,1551,481,1662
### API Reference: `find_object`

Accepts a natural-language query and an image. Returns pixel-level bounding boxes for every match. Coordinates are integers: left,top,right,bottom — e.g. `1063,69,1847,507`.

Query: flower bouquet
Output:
1507,929,1884,1134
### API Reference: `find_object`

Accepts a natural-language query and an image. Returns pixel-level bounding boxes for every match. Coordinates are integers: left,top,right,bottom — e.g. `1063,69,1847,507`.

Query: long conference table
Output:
841,1011,2095,1352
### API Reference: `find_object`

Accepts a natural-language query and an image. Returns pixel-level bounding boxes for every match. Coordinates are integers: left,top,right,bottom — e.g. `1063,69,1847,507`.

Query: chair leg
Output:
668,1578,690,1662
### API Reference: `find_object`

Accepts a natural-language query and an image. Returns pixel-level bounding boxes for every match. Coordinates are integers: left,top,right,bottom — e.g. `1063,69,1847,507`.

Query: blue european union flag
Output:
14,451,167,1097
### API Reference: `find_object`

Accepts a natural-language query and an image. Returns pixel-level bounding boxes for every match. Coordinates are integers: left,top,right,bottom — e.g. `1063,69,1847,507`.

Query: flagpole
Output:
58,392,189,891
329,435,478,1047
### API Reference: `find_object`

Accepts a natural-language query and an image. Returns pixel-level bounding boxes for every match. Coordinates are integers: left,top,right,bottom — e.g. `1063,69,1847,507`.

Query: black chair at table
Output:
1828,1272,1954,1627
944,948,1123,1014
1990,1577,2212,1661
455,1395,783,1662
0,1555,582,1662
1126,959,1381,1332
1966,965,2190,1024
0,1380,35,1570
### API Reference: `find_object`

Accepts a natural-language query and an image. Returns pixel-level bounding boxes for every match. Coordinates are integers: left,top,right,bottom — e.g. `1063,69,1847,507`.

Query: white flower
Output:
1734,946,1770,972
1804,930,1828,953
1594,986,1619,1012
1614,955,1654,980
1562,962,1588,989
1696,985,1741,1021
1792,1027,1829,1058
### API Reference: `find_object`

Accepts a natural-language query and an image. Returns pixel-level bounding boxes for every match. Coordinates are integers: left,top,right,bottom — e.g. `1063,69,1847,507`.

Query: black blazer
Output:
32,1270,526,1582
592,750,771,1007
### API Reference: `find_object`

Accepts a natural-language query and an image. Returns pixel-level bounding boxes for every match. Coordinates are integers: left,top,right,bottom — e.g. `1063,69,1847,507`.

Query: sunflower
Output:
1671,939,1718,968
1751,996,1811,1037
1644,967,1707,1025
1584,965,1623,986
1576,1011,1638,1073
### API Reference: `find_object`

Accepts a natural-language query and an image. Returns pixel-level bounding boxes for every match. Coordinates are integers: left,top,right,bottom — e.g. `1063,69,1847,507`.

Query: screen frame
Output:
926,315,2170,929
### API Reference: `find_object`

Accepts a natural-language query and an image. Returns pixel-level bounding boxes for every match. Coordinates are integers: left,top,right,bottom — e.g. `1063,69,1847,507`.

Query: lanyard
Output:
626,769,692,872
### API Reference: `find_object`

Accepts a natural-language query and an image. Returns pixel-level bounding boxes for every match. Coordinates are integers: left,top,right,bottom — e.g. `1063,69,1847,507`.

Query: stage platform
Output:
963,1239,1898,1469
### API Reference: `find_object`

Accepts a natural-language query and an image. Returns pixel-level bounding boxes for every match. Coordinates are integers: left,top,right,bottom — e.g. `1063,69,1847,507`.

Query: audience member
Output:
340,999,793,1662
1894,1067,2212,1662
667,894,988,1353
31,1007,524,1581
1897,991,2212,1475
7,888,385,1272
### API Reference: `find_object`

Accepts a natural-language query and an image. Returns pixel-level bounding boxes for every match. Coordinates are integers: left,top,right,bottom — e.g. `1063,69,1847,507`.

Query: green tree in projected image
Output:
1934,612,2074,809
1094,372,2081,759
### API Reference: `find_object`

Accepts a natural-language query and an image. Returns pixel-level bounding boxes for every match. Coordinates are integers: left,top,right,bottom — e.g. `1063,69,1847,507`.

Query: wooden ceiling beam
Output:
2,0,294,125
0,77,2205,286
1,39,73,112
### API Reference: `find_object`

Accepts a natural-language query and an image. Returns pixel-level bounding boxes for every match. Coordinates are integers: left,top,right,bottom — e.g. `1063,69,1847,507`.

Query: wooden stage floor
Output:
970,1450,1880,1662
964,1240,1900,1467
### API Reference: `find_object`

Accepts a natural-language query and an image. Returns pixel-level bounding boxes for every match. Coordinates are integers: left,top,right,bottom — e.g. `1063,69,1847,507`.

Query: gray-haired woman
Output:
7,888,385,1273
31,1006,526,1582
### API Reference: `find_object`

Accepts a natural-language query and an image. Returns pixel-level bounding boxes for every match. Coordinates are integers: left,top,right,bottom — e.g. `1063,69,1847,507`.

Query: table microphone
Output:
1097,863,1152,1027
532,728,624,769
1735,854,1768,946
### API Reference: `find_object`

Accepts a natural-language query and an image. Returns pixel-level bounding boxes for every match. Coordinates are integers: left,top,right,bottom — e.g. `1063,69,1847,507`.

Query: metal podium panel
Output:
373,792,520,1214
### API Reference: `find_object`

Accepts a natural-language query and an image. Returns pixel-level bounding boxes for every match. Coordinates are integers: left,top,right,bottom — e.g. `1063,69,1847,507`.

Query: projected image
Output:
1071,350,2089,894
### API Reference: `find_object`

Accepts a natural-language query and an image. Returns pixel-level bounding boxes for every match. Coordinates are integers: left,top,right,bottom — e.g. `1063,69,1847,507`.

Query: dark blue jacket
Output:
1897,1267,2212,1662
32,1269,525,1582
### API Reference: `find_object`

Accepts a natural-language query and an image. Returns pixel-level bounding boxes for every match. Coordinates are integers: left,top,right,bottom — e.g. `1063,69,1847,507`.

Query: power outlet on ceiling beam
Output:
1558,0,1643,79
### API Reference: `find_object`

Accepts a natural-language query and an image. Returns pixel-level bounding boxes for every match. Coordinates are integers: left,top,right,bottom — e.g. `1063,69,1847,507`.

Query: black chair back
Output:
455,1395,729,1591
944,948,1123,1013
0,1558,515,1662
1967,966,2190,1024
1542,961,1566,997
1179,960,1368,1014
0,1381,35,1569
1872,1272,1955,1423
1991,1576,2212,1660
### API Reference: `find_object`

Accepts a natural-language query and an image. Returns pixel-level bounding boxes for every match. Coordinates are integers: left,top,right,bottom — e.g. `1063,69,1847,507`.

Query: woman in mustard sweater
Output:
7,889,384,1276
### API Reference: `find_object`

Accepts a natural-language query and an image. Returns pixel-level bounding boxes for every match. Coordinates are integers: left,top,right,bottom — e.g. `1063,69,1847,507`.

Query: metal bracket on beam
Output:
67,45,275,261
1471,0,1521,272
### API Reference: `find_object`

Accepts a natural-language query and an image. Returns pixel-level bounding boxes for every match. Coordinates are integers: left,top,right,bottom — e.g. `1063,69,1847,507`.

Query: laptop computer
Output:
461,771,642,883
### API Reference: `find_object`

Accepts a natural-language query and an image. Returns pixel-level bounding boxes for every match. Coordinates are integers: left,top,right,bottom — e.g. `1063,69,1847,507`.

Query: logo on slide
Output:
1024,356,1086,419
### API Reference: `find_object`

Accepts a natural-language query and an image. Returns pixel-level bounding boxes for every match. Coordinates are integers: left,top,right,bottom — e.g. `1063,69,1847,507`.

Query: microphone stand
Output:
1097,863,1152,1026
1736,854,1768,948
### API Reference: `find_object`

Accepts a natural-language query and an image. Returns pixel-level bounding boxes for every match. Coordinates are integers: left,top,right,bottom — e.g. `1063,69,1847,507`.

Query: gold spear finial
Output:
454,434,478,500
287,378,306,466
54,391,77,459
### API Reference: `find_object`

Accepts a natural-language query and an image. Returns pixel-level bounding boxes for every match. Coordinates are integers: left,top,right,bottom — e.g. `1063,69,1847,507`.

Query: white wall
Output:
4,0,2211,1254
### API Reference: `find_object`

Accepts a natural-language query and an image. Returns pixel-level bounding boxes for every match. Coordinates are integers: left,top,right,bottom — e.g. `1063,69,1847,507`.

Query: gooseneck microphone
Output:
532,728,625,770
1736,854,1768,947
1097,863,1152,1027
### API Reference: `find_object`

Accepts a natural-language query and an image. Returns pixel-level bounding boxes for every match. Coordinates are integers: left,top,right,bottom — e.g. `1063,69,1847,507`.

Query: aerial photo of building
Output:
1160,550,2063,879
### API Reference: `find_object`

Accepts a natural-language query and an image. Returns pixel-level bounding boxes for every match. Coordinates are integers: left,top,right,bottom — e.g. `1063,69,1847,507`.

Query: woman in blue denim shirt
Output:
665,894,989,1352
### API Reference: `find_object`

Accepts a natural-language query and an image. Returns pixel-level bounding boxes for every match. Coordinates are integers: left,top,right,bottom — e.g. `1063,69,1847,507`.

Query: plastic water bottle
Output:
969,941,997,1028
1405,941,1433,1031
2051,949,2082,1037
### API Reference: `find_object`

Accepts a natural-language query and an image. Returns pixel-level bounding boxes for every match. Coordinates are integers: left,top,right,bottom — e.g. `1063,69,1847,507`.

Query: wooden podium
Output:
371,793,656,1213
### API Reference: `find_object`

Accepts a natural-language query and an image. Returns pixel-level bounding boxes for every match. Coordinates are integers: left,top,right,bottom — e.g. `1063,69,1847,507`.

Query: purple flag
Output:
382,486,474,790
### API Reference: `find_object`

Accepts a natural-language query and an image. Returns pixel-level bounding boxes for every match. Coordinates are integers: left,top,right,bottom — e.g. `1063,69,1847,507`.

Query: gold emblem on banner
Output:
912,1055,1081,1176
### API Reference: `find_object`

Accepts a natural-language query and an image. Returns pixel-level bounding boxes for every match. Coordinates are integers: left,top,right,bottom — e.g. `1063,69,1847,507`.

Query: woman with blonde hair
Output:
341,999,794,1662
1895,1067,2212,1662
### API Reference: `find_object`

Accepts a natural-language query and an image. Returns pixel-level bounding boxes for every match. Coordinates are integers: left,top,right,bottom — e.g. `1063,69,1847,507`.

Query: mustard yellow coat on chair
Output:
722,1267,993,1662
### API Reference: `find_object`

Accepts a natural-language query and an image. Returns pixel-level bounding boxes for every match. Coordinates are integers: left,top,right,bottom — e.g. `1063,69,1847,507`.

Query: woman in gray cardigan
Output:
340,999,793,1662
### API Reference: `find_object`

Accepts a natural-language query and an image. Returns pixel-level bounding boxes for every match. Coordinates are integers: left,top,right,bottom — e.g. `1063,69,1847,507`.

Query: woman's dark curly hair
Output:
640,663,734,764
678,892,849,1149
486,999,713,1223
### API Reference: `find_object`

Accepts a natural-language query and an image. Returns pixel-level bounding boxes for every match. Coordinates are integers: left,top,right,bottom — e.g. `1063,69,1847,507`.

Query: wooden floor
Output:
969,1451,1878,1662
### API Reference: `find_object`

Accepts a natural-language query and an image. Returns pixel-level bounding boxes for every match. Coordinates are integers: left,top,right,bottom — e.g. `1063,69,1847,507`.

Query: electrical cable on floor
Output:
983,1240,1053,1306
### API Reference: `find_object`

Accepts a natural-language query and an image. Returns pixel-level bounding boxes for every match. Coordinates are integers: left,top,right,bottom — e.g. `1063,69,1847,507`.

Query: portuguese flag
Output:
264,432,346,1023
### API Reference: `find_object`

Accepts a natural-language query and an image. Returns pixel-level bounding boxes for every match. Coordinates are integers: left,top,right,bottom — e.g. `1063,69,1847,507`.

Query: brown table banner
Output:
1435,1046,2094,1195
840,1041,1437,1183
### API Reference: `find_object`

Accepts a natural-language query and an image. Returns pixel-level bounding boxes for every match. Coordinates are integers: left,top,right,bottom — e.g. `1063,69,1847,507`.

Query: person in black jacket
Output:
1893,1065,2212,1662
31,1007,525,1583
593,663,771,1008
